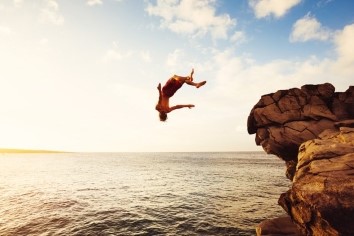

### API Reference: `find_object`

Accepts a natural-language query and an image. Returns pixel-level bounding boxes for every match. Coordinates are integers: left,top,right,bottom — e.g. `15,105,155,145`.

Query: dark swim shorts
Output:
162,78,183,97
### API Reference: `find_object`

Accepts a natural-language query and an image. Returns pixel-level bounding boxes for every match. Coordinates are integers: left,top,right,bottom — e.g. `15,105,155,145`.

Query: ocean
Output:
0,152,290,236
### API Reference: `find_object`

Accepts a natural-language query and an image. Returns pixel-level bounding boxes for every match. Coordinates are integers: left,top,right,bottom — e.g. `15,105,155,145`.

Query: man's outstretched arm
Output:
169,104,195,112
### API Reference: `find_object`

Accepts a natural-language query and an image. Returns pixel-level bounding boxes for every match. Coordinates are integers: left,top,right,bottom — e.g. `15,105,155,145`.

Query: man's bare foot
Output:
196,81,206,88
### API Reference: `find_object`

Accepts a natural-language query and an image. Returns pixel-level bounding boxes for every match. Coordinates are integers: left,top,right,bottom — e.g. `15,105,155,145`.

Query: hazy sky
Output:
0,0,353,152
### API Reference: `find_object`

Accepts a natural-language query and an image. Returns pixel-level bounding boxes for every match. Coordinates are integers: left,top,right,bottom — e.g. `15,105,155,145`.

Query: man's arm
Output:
157,83,162,103
169,104,195,112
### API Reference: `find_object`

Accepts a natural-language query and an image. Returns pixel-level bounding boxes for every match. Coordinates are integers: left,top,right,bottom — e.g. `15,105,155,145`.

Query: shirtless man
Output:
155,69,206,122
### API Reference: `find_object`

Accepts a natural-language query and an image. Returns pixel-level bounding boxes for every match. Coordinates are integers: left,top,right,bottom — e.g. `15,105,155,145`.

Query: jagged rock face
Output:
278,127,354,236
247,83,354,179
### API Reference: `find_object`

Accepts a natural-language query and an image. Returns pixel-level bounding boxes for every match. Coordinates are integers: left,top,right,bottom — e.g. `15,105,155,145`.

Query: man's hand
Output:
157,83,161,90
188,104,195,109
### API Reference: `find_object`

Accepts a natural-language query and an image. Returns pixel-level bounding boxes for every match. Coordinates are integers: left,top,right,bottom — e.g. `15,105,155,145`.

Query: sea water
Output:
0,152,290,235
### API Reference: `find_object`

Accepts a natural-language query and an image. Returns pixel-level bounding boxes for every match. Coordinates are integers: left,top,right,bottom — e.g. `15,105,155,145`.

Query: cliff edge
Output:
248,83,354,235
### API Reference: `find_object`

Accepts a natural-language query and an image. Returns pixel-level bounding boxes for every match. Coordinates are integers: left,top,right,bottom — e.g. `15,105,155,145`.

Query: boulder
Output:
256,215,301,236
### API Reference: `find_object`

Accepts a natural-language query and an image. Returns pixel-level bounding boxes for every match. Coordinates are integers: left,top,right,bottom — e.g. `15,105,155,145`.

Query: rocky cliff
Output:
248,83,354,180
248,83,354,235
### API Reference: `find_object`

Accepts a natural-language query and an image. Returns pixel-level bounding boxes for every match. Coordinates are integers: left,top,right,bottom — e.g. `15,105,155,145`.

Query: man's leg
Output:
190,68,194,81
173,74,206,88
172,69,193,83
185,79,206,88
185,68,206,88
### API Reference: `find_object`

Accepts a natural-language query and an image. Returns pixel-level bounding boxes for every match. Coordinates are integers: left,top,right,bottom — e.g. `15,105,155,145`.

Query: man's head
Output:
159,112,167,122
156,103,168,122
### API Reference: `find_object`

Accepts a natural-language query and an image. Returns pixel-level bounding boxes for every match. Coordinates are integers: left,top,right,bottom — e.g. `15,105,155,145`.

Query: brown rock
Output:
248,83,354,180
332,86,354,119
256,215,302,236
279,128,354,236
248,84,354,236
